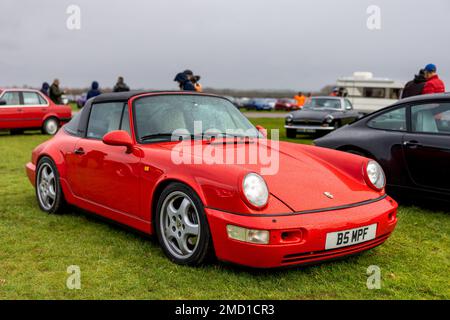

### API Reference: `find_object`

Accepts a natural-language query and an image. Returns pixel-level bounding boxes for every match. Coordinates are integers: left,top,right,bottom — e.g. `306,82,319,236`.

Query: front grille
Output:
293,120,323,126
281,233,391,265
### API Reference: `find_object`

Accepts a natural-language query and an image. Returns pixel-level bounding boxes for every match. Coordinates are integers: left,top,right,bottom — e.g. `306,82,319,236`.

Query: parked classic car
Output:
284,96,361,138
0,88,72,135
274,98,299,111
314,93,450,203
26,91,397,268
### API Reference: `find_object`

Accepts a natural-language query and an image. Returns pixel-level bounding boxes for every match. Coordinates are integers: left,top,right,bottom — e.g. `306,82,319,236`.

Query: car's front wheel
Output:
42,117,59,135
155,183,213,266
36,157,65,214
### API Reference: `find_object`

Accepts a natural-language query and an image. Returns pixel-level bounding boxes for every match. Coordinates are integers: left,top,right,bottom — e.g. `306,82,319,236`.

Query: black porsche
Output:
314,93,450,203
284,96,360,138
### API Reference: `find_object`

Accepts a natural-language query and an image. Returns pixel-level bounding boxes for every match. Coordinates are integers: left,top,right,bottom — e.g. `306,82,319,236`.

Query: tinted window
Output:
23,92,46,105
368,107,407,131
363,88,385,98
411,103,450,135
87,102,125,139
1,92,21,105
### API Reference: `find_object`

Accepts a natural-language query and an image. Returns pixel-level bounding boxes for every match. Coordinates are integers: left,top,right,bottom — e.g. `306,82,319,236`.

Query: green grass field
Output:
0,119,449,300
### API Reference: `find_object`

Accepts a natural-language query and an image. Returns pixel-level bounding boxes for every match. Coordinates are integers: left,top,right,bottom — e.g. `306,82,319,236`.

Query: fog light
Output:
226,225,270,244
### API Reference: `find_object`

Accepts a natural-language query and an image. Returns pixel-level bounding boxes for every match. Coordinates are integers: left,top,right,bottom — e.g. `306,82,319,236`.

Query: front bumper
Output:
285,124,335,132
205,196,397,268
26,162,36,187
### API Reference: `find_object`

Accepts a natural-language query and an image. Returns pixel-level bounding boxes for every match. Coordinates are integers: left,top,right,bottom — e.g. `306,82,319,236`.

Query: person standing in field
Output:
294,92,306,107
40,82,50,97
86,81,102,100
174,69,196,91
422,64,445,95
113,76,130,92
402,69,427,98
49,79,64,104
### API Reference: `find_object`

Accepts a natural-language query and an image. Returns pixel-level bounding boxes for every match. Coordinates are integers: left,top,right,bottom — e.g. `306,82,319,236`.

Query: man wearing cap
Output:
422,64,445,95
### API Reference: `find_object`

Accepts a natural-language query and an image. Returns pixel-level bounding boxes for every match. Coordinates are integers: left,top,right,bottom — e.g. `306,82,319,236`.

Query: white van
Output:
336,72,405,114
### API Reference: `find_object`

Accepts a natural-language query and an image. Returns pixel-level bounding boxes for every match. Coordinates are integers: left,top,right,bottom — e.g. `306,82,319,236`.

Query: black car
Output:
314,93,450,203
284,96,360,138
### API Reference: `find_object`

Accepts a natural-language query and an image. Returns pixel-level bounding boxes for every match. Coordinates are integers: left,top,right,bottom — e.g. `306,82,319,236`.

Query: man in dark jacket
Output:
40,82,50,97
401,69,427,99
49,79,64,104
86,81,102,100
113,76,130,92
174,70,196,91
422,64,445,95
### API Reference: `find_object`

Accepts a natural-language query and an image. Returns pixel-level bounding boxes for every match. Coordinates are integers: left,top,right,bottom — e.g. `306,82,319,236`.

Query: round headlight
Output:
286,114,293,123
366,160,386,190
242,173,269,208
325,115,334,123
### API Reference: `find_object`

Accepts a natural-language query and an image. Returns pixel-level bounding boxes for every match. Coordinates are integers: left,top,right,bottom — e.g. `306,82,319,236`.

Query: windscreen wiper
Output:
140,133,178,142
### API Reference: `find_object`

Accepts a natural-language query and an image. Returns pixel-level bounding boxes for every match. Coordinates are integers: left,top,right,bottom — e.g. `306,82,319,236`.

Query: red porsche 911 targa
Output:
26,91,397,268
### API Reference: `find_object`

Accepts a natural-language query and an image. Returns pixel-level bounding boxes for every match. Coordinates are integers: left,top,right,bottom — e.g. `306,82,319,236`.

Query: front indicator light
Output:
226,225,270,244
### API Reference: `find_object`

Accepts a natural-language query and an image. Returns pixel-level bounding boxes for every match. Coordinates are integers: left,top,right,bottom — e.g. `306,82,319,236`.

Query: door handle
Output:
74,147,85,155
403,140,421,148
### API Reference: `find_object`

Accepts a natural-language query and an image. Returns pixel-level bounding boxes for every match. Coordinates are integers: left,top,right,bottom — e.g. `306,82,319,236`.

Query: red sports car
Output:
274,98,300,111
26,91,397,268
0,88,72,135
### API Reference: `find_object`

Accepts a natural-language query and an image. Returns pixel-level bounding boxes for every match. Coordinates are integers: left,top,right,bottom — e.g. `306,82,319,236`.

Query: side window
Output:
344,99,353,110
363,87,386,98
64,112,82,136
23,92,46,105
1,92,21,105
368,107,407,131
120,105,131,135
87,102,125,139
411,103,450,135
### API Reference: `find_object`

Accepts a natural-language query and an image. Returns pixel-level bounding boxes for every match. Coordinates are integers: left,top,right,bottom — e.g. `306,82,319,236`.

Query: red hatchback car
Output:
0,88,72,135
26,91,397,268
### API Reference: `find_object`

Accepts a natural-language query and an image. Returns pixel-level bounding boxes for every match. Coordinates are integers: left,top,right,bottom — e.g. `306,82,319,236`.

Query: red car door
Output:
0,91,22,129
21,91,49,128
69,102,142,218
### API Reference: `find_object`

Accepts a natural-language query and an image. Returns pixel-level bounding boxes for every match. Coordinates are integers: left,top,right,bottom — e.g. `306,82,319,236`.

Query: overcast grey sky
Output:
1,0,449,91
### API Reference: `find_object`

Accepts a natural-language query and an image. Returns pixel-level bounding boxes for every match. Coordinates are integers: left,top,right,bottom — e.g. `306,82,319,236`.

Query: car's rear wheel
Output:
286,129,297,138
42,118,59,135
155,183,213,266
36,157,65,214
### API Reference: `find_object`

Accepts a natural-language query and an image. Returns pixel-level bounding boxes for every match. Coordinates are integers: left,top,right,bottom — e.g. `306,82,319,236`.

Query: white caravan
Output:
336,72,405,114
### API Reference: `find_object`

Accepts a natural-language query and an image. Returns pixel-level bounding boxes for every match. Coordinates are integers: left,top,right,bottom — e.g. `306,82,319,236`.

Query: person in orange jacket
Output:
422,64,445,95
294,92,306,107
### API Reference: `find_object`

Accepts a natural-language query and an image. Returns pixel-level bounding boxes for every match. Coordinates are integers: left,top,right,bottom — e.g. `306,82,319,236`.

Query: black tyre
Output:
286,129,297,139
42,117,59,135
155,182,213,266
35,157,66,214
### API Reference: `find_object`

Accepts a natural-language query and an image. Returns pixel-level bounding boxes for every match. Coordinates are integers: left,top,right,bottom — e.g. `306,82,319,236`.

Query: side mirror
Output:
0,99,7,106
255,125,267,138
345,106,352,111
102,130,133,153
